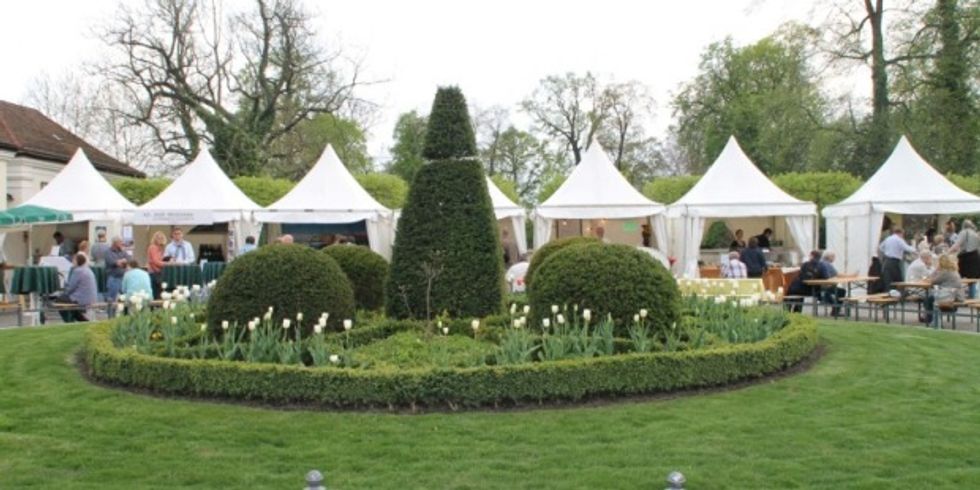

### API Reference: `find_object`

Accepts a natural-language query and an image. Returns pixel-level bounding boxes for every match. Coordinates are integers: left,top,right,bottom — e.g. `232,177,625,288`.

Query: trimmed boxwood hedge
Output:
83,315,817,410
524,236,599,289
207,244,355,335
529,243,681,337
322,245,388,311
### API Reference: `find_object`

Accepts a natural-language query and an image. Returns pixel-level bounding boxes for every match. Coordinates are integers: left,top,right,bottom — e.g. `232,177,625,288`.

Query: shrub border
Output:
83,315,818,410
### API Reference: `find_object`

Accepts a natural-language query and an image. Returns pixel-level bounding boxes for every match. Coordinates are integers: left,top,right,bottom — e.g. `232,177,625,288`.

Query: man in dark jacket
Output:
739,237,767,278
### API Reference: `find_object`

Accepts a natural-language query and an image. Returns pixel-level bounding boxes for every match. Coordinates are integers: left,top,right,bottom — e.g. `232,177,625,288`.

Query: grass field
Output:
1,321,979,488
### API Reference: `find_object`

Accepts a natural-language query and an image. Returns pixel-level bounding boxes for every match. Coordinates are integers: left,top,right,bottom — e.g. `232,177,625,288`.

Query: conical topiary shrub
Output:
385,86,505,320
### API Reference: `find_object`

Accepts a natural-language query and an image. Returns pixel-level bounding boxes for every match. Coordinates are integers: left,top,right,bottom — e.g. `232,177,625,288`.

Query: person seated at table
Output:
722,251,747,279
907,252,935,283
729,229,746,252
147,231,166,299
76,240,90,261
754,228,773,249
52,231,76,258
786,250,829,313
121,259,153,298
739,237,767,278
239,235,257,255
819,251,846,316
164,228,195,264
921,254,964,324
932,234,949,255
57,253,97,323
105,237,129,318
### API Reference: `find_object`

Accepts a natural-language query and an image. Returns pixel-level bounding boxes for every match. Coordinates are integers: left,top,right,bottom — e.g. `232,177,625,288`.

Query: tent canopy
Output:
535,143,664,219
824,136,980,217
824,136,980,275
666,136,816,218
134,150,260,224
257,144,390,224
24,148,135,221
487,177,523,220
665,136,817,277
0,205,73,226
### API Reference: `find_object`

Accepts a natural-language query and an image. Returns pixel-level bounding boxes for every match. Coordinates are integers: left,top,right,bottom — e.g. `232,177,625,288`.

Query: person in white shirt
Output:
907,252,935,283
878,227,916,291
722,251,747,279
164,228,195,264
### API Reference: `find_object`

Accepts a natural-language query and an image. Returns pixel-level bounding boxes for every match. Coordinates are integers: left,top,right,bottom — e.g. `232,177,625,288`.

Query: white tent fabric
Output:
25,148,136,221
824,136,980,274
255,145,396,259
533,143,665,248
665,136,818,277
486,177,527,255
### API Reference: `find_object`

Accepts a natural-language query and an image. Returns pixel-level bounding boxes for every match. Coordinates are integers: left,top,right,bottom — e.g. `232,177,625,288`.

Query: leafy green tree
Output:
489,174,521,204
771,172,863,210
387,111,427,182
672,26,833,175
641,176,701,204
355,173,409,209
232,176,296,206
386,87,504,320
270,113,373,179
111,178,172,205
536,174,567,204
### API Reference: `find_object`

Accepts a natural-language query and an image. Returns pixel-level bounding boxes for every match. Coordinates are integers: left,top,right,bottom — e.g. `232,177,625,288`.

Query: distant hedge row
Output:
84,315,817,410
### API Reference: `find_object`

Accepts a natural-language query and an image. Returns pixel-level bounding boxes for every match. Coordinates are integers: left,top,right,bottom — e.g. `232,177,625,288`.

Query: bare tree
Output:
99,0,374,176
598,80,655,171
520,72,611,165
472,104,509,175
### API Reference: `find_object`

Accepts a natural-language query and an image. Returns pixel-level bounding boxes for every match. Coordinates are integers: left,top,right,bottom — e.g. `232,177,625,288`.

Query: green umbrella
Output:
0,205,73,226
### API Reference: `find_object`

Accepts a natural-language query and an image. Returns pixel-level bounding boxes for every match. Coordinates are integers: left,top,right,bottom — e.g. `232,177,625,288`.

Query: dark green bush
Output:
84,315,817,409
207,244,355,335
529,243,681,337
354,173,409,209
422,86,477,160
322,245,388,311
386,87,504,320
525,236,600,289
111,177,172,205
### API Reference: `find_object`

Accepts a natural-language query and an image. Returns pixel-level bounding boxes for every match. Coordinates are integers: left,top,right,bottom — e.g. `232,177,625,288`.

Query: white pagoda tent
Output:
533,142,667,251
256,144,396,258
133,150,261,259
824,135,980,275
666,136,817,277
486,177,527,255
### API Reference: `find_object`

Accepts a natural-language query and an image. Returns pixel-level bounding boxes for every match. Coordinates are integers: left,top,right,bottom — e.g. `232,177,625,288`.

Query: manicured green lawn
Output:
2,322,980,488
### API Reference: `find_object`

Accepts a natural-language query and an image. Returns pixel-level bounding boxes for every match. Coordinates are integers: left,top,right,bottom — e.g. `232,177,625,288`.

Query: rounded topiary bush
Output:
208,244,355,335
322,245,388,311
525,236,600,289
529,243,680,336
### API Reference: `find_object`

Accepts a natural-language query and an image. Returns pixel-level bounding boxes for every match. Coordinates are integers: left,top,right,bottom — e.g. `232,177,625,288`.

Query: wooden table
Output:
804,276,879,316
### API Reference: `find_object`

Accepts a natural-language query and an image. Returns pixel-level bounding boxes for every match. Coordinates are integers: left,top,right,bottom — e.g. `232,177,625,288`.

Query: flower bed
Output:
83,301,818,410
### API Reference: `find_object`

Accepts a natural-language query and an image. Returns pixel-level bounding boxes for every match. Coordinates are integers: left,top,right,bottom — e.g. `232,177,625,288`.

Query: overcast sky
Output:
0,0,869,165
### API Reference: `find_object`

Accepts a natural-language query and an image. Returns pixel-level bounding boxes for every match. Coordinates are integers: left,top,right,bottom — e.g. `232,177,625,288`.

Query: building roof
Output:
0,100,144,178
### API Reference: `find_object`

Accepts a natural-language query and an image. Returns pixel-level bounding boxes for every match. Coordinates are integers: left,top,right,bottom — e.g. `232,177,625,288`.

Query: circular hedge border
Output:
83,316,818,410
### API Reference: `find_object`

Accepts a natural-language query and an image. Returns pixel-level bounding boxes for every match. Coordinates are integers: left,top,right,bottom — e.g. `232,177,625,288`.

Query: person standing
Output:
949,219,979,298
501,228,520,267
722,251,747,279
58,253,97,323
239,236,257,256
754,228,773,249
878,227,916,292
90,230,111,266
147,231,166,298
729,229,746,252
739,237,767,278
105,237,129,318
52,231,76,258
164,228,195,264
944,220,959,247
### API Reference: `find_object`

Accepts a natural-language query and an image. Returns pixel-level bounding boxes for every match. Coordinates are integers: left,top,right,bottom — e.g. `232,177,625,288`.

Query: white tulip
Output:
134,303,143,312
329,354,340,364
343,319,353,331
247,321,256,332
161,292,172,301
471,319,480,331
267,306,274,314
582,309,592,322
523,305,530,314
189,313,195,320
200,324,207,332
282,319,291,329
192,284,201,292
171,316,178,325
313,324,323,334
442,327,450,335
318,317,327,328
556,314,565,325
633,314,640,323
263,311,272,321
115,303,125,314
551,305,559,314
542,318,551,328
510,303,517,315
221,320,229,330
640,309,648,318
161,282,168,290
437,319,443,328
512,318,521,328
296,312,303,322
